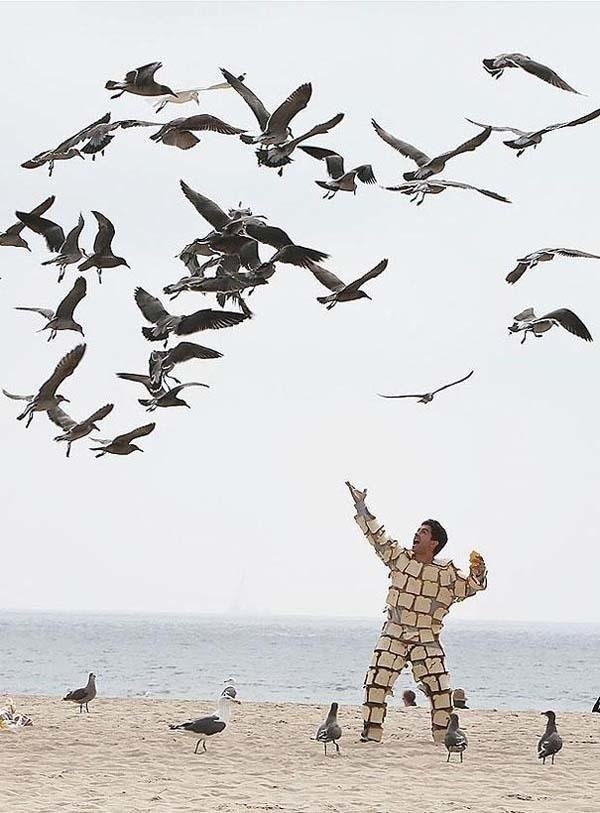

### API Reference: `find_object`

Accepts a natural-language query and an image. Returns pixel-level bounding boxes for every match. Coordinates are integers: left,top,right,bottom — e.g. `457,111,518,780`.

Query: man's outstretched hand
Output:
345,481,375,520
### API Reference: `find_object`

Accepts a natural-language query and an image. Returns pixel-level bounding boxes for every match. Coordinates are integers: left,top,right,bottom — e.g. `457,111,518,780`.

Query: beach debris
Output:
445,713,468,762
505,248,600,284
508,308,592,344
309,258,388,310
3,344,86,428
0,699,33,729
378,370,474,403
313,702,342,755
482,53,580,93
62,672,97,713
15,276,87,340
538,710,563,764
372,118,491,181
169,694,240,753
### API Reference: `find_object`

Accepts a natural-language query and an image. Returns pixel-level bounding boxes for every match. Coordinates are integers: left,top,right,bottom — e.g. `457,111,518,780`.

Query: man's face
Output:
412,524,436,558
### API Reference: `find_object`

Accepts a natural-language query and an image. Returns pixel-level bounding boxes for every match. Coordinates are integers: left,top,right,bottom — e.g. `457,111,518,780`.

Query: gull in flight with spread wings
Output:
378,370,474,403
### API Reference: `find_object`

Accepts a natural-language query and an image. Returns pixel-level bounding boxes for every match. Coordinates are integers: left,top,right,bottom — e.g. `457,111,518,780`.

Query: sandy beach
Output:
2,696,599,813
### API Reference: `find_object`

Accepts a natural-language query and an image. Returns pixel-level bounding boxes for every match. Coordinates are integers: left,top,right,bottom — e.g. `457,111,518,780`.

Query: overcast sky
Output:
1,1,599,622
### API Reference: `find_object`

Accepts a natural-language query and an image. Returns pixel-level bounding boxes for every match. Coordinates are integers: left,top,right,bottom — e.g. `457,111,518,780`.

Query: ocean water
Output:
1,612,598,711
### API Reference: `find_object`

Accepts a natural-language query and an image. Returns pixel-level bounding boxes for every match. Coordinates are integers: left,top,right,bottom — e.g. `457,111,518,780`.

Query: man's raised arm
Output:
451,553,488,602
345,481,406,566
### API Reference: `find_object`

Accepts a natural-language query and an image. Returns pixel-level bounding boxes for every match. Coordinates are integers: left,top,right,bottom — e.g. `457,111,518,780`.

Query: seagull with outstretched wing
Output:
309,259,388,309
482,53,580,93
378,370,474,404
299,146,376,198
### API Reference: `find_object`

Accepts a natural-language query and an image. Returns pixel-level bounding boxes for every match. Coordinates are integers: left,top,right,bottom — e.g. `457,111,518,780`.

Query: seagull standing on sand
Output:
15,277,87,340
169,694,240,754
50,403,114,458
538,710,563,764
308,258,388,309
378,370,474,403
482,53,580,93
90,422,156,458
508,308,592,343
41,215,86,282
78,211,129,283
3,344,86,427
371,119,491,180
298,146,376,198
444,713,468,762
105,62,175,99
314,702,342,754
466,108,600,157
505,248,600,284
0,196,55,251
62,672,97,713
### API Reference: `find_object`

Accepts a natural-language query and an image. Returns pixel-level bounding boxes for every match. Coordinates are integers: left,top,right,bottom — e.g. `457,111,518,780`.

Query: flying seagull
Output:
105,62,175,99
78,211,129,283
314,702,342,755
153,74,245,113
298,146,376,198
21,113,115,176
169,694,240,754
0,196,55,251
466,108,600,157
3,344,86,427
135,287,248,345
149,114,246,150
15,209,65,252
372,119,491,181
139,382,209,412
445,713,468,763
15,276,87,340
41,215,86,282
244,222,329,274
508,308,592,343
90,422,156,457
221,68,311,145
179,180,259,240
506,248,600,284
78,117,157,159
382,178,511,206
255,113,345,175
309,258,388,309
482,53,580,93
63,672,97,713
50,403,114,458
378,370,474,403
149,341,223,390
538,710,563,765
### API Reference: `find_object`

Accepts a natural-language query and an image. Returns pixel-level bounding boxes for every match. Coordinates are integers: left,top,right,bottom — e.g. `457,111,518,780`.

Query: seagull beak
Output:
63,397,71,404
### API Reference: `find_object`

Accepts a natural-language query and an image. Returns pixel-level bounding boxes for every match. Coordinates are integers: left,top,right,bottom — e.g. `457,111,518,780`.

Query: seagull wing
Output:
465,118,526,136
38,344,86,399
345,258,388,293
179,181,230,230
116,372,154,392
435,180,511,203
354,164,377,184
2,390,33,401
175,309,248,335
298,146,345,178
81,403,114,425
554,248,600,259
61,215,85,255
91,211,116,255
505,262,530,284
177,714,227,735
135,62,162,83
15,211,65,252
534,106,600,137
431,370,475,395
244,223,294,249
56,113,112,151
513,55,580,93
307,264,345,292
55,277,87,319
513,307,536,322
160,130,200,150
47,405,77,430
15,307,53,319
5,195,55,235
432,126,491,164
165,342,224,364
220,68,270,129
287,113,345,148
134,288,170,323
272,244,329,268
173,115,246,135
112,422,156,445
543,308,593,341
378,392,425,399
168,382,210,396
267,83,312,134
371,119,431,165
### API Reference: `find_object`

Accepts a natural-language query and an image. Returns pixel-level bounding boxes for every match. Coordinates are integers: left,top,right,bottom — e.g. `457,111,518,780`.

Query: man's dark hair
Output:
422,519,448,556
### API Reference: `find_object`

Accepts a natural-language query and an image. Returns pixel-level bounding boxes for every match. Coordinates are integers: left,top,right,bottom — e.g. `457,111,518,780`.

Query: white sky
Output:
1,1,599,622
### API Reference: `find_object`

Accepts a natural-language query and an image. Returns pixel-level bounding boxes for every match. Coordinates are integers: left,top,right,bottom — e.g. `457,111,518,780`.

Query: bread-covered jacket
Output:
355,509,487,644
